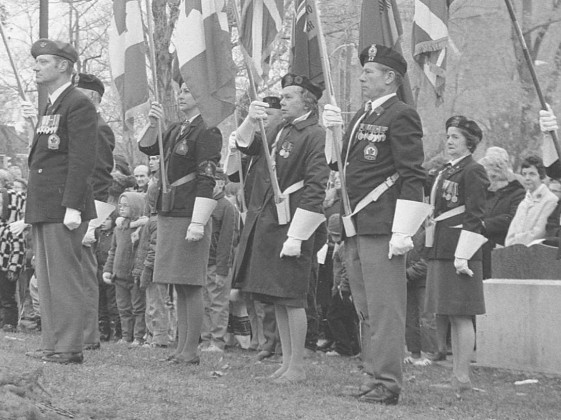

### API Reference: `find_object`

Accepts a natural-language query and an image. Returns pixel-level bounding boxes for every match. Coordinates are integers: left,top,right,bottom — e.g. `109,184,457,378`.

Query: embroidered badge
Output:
278,141,294,159
363,144,378,161
48,134,60,150
175,139,188,155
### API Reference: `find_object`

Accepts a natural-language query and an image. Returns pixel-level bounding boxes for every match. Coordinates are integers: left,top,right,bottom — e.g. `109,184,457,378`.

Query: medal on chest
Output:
442,180,459,206
278,141,294,159
175,139,188,155
357,123,388,143
37,114,60,135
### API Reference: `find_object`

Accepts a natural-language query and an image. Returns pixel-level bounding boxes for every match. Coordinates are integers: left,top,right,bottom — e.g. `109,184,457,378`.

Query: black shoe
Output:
172,355,200,366
429,351,447,362
42,352,84,364
358,383,399,405
84,343,101,350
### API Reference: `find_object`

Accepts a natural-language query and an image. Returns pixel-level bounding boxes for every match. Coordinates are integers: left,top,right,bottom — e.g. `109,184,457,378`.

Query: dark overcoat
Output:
232,114,329,299
331,96,426,235
427,155,489,261
90,114,115,202
139,115,221,217
483,180,525,247
26,85,98,223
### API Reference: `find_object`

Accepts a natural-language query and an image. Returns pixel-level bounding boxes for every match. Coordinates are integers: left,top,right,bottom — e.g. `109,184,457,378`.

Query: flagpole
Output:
232,0,283,204
308,0,352,217
143,0,169,193
0,20,37,131
504,0,561,157
233,107,247,214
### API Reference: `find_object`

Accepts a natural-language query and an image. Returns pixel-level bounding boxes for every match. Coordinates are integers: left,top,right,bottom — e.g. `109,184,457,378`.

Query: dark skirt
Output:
251,292,307,309
425,259,485,316
153,215,211,286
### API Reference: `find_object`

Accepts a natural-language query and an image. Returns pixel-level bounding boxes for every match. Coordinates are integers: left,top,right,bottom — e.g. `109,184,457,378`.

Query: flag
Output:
290,0,324,88
412,0,451,101
175,0,237,127
239,0,284,80
108,0,150,128
359,0,414,106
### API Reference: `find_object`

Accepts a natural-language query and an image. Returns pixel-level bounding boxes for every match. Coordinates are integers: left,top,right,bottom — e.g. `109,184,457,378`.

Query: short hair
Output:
520,155,546,179
53,55,74,76
479,147,512,182
300,87,318,115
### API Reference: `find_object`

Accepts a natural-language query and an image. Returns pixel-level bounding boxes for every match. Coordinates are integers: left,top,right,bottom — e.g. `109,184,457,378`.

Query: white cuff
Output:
391,200,432,236
287,208,326,241
454,230,487,259
224,150,242,177
191,197,217,225
235,118,257,148
542,133,559,167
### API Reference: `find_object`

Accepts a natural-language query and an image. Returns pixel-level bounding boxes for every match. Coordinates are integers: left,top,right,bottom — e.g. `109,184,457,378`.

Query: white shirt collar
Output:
290,111,312,125
365,93,396,113
49,81,72,104
448,154,470,167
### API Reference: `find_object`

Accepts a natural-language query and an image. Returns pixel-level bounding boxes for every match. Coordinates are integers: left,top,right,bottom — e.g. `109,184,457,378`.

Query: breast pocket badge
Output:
175,139,188,156
48,134,61,150
278,141,294,159
363,144,378,161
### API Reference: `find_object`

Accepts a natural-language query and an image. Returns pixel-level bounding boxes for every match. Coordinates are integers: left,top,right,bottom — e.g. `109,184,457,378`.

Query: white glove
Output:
322,104,343,128
8,220,29,236
280,237,302,258
21,100,37,119
539,106,558,133
228,131,238,152
102,272,113,285
148,102,164,126
186,222,204,242
247,100,269,123
63,208,82,231
454,257,474,277
82,222,97,246
115,217,125,228
388,233,413,259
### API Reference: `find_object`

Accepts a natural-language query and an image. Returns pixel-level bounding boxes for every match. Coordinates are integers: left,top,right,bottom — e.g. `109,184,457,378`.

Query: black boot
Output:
110,320,122,341
99,320,110,342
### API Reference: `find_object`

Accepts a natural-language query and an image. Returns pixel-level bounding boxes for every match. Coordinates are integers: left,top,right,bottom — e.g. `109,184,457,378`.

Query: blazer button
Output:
38,169,43,173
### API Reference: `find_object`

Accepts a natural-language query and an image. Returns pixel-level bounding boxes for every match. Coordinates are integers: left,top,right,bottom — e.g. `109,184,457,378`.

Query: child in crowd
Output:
97,214,121,341
404,226,438,365
0,188,26,332
325,214,360,357
133,181,169,348
103,192,146,346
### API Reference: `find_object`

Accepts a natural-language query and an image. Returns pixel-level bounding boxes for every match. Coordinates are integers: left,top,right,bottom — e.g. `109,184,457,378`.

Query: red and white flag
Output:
175,0,237,127
239,0,284,81
108,0,149,127
290,0,323,88
412,0,452,100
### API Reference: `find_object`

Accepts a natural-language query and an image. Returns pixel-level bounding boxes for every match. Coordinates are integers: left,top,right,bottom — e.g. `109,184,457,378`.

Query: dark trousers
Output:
114,278,146,342
98,270,119,324
327,292,360,356
260,300,280,353
405,283,437,354
305,261,319,351
0,271,18,327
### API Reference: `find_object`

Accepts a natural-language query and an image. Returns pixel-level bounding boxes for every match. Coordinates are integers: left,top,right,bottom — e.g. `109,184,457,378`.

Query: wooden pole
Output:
143,0,169,193
504,0,561,157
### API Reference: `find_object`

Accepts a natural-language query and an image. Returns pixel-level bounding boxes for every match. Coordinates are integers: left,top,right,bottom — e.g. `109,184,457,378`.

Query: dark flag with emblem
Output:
290,0,324,88
175,0,237,127
239,0,284,81
108,0,150,128
359,0,414,106
412,0,452,101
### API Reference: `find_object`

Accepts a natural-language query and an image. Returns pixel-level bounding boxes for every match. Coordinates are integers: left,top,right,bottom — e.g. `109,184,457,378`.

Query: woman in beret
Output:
425,116,489,393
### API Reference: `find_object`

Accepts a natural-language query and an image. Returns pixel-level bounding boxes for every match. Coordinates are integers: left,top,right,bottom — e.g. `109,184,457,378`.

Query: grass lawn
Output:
1,330,561,420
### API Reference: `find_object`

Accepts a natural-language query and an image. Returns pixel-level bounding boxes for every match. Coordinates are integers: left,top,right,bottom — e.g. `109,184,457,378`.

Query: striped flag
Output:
290,0,324,88
108,0,149,128
359,0,414,106
412,0,452,100
175,0,237,127
239,0,284,81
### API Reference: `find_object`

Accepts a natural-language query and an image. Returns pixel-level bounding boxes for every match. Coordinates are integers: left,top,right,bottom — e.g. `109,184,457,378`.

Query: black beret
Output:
31,38,78,64
445,116,483,141
281,73,323,100
73,73,105,97
262,96,281,109
359,44,407,76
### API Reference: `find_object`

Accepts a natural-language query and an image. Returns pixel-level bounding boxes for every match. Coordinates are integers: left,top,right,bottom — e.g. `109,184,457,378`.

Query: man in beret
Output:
24,39,98,364
74,73,116,349
231,74,330,382
323,44,429,404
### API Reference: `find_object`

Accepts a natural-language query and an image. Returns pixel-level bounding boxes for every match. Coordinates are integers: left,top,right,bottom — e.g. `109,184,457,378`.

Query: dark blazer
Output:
139,115,222,218
331,96,426,235
427,155,489,261
25,84,98,223
483,180,525,246
91,114,115,202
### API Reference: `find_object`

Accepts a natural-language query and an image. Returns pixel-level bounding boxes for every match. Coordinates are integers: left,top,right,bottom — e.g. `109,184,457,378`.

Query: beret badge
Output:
368,44,378,62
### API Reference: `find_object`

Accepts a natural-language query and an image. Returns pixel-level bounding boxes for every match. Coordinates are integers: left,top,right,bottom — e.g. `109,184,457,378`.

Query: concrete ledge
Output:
477,279,561,375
